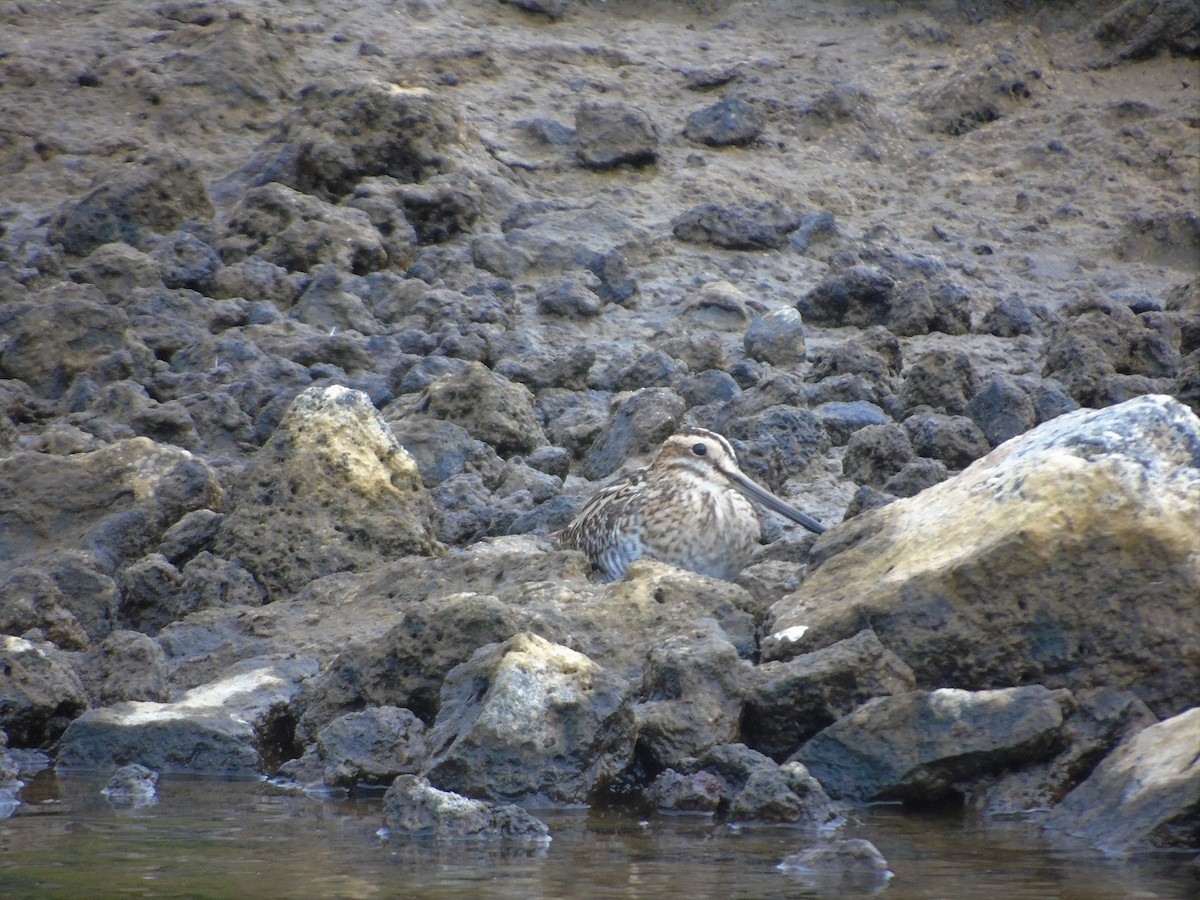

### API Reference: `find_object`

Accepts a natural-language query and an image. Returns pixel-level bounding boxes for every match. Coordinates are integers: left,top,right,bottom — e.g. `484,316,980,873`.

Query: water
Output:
1,772,1195,898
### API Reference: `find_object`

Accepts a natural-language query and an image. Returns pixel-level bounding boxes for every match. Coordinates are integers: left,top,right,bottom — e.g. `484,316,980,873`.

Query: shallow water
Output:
1,772,1195,899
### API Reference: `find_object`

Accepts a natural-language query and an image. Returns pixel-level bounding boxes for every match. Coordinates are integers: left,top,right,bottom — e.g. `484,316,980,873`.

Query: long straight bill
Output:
728,472,827,535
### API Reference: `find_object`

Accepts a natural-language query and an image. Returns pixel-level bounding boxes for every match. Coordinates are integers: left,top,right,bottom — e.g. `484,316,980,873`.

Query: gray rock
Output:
646,768,724,814
883,457,951,497
415,361,548,456
842,423,914,488
102,763,158,808
76,630,170,705
767,395,1200,718
535,274,604,318
673,201,803,250
684,96,765,146
151,231,223,293
215,385,441,598
68,242,162,301
632,623,747,770
798,265,895,328
743,308,807,366
381,774,550,840
216,182,388,275
500,0,566,22
490,323,597,391
0,567,90,651
280,706,428,790
812,400,891,445
242,80,463,201
393,173,482,244
56,656,317,775
46,152,214,256
0,282,155,399
294,592,520,735
422,633,635,804
581,388,685,480
966,374,1038,447
744,630,916,761
899,348,982,415
1043,707,1200,853
721,404,830,494
902,412,990,469
778,839,892,893
0,636,89,747
575,101,659,169
794,686,1074,802
0,436,222,574
981,294,1036,337
678,743,843,827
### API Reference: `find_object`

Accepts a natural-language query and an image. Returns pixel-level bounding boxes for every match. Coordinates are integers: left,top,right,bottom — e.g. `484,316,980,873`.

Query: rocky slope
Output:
1,0,1197,856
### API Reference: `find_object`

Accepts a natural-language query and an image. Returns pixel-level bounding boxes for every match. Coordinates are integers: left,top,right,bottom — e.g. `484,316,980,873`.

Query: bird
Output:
557,426,826,582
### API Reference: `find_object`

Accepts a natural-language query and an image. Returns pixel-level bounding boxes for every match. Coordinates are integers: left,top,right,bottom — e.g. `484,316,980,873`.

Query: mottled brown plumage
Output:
558,427,825,581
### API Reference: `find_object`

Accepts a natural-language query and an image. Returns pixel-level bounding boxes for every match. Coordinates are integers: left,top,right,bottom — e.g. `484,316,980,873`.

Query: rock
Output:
1043,707,1200,853
75,630,170,705
1089,0,1200,65
294,592,520,736
68,242,162,300
969,688,1157,816
500,0,567,22
981,294,1037,337
899,348,982,415
216,182,388,275
381,774,550,840
720,405,831,494
966,374,1038,446
778,839,892,893
0,636,89,747
535,274,604,318
574,101,659,169
767,396,1200,717
672,201,803,250
392,173,482,244
683,96,765,146
414,361,548,457
581,388,685,480
422,633,635,804
280,706,428,790
677,743,843,827
842,423,914,488
0,437,222,573
55,656,316,775
46,153,214,256
744,630,916,761
102,763,159,808
244,80,464,201
0,283,155,399
799,265,895,328
743,308,807,366
215,385,440,598
632,623,747,770
794,686,1074,802
0,567,90,651
902,412,990,469
490,323,597,390
812,400,891,446
151,231,223,293
883,457,951,497
645,768,725,814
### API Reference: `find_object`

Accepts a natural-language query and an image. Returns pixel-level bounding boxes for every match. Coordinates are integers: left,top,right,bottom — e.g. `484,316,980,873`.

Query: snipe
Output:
558,426,826,581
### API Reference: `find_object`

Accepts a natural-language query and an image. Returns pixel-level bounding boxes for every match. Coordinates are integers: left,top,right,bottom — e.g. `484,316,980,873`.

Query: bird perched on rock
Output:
558,426,826,581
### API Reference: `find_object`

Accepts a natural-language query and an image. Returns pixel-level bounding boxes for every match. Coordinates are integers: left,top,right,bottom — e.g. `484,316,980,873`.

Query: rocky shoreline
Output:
1,0,1197,869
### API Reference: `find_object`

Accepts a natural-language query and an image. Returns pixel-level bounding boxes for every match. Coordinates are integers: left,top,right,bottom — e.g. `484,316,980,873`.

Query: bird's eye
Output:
691,442,707,456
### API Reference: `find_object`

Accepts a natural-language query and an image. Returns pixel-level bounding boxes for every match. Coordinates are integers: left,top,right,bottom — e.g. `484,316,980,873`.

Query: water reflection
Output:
0,772,1194,898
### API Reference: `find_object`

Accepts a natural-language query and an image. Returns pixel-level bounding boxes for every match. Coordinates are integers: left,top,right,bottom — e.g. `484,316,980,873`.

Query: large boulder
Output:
381,774,550,840
765,395,1200,718
215,385,441,598
413,361,548,457
793,686,1074,802
422,633,635,804
1043,707,1200,854
55,656,317,774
